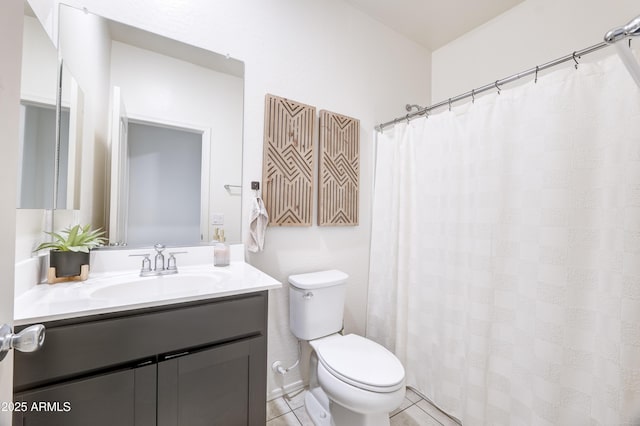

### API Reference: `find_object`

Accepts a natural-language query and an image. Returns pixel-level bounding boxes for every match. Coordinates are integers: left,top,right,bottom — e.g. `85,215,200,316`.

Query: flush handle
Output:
0,323,46,362
303,291,314,300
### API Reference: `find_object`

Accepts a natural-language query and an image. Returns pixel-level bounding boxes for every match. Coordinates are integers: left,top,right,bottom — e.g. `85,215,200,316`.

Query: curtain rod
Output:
375,14,640,132
375,42,608,132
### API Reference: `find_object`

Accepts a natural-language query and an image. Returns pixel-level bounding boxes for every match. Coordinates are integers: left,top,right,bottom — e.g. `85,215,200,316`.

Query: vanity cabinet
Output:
13,291,268,426
157,337,263,426
14,364,155,426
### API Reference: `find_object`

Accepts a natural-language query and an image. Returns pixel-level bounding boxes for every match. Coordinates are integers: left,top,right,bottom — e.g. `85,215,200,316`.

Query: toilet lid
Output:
316,334,405,392
288,270,348,289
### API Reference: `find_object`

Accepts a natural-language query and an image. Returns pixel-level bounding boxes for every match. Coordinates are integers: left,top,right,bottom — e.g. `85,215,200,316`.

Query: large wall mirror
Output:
20,3,82,211
53,4,244,247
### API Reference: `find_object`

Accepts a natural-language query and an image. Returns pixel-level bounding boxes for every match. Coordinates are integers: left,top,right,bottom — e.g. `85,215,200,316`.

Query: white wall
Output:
29,0,430,398
432,0,640,102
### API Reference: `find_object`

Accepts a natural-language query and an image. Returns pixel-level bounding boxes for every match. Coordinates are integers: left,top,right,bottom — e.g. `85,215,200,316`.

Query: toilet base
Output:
305,388,332,426
304,387,392,426
331,401,391,426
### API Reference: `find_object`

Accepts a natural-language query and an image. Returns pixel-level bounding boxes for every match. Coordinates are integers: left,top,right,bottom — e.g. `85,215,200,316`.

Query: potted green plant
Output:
34,224,106,282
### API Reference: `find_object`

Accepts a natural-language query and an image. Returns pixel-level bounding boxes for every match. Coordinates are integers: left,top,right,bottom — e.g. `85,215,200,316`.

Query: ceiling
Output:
343,0,526,51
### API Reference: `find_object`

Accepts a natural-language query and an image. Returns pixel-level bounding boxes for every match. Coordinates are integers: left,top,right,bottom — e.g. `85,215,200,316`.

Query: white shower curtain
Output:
367,53,640,425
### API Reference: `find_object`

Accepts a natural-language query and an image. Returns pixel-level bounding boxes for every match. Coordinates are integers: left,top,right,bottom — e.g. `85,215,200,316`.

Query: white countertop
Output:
14,261,281,326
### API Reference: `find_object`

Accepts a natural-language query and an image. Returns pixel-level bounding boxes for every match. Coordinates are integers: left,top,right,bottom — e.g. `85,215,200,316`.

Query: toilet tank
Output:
288,270,348,340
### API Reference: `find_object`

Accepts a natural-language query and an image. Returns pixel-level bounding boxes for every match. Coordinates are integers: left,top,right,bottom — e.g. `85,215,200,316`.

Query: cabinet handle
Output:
0,324,45,362
163,351,189,360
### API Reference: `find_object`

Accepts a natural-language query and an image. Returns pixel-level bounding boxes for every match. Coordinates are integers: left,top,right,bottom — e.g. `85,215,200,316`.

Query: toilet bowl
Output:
314,334,405,425
288,270,406,426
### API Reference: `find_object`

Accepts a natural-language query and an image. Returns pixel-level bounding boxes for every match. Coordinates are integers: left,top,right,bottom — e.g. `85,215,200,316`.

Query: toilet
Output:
288,270,405,426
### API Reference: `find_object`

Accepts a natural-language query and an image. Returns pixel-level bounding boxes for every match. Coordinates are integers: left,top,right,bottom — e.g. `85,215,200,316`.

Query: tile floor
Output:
266,387,460,426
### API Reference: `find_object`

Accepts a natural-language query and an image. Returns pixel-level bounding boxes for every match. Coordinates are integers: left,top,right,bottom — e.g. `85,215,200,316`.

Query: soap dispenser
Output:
213,229,230,267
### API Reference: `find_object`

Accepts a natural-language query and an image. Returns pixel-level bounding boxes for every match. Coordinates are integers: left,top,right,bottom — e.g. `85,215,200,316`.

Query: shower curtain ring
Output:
405,114,410,124
448,98,452,111
471,89,475,103
572,51,580,69
534,66,539,84
495,80,501,95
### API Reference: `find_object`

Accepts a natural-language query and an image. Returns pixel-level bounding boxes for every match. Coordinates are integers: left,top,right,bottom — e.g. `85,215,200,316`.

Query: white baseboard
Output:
267,379,307,402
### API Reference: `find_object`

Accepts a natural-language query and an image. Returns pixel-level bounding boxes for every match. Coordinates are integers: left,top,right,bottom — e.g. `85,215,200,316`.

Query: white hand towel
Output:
247,197,268,252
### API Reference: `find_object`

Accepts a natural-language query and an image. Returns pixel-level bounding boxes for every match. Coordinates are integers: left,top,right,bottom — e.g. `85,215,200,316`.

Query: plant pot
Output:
49,250,90,278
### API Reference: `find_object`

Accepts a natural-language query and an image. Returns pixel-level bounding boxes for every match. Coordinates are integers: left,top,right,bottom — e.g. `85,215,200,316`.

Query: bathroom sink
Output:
90,272,230,303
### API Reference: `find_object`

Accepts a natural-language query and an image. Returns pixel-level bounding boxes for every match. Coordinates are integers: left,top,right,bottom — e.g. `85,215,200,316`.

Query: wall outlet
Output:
211,213,224,226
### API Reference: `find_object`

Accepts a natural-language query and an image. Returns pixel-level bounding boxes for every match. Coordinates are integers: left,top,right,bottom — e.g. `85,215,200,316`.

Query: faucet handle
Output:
166,251,188,273
129,253,152,275
154,244,166,253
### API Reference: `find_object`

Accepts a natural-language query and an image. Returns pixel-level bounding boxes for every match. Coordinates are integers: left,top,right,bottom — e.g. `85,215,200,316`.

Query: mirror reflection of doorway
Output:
17,103,70,209
126,121,204,246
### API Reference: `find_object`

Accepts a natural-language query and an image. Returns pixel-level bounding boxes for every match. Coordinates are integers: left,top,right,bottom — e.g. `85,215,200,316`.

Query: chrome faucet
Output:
154,244,166,272
129,244,187,276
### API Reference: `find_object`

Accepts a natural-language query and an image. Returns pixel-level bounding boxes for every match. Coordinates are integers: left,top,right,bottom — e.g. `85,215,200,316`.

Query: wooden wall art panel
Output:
318,110,360,226
262,94,316,226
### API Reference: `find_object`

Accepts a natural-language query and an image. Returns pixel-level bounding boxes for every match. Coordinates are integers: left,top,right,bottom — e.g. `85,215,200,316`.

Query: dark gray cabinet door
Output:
14,364,156,426
158,336,266,426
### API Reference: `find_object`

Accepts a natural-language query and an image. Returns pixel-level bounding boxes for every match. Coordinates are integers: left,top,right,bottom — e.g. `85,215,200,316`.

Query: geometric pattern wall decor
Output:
317,110,360,226
262,94,316,226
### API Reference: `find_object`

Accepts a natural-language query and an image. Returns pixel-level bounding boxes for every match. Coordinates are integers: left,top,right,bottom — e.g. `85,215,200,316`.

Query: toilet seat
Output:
315,334,405,393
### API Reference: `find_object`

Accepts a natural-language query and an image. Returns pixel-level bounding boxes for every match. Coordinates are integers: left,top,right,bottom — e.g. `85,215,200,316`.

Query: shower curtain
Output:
367,53,640,425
